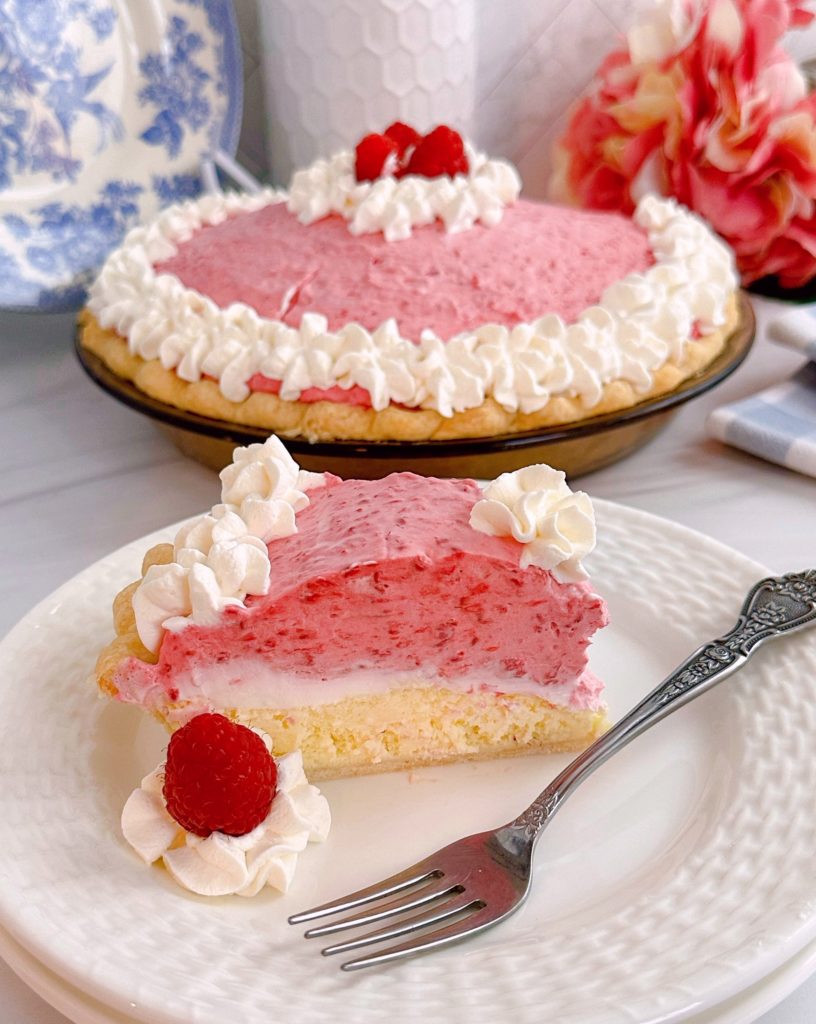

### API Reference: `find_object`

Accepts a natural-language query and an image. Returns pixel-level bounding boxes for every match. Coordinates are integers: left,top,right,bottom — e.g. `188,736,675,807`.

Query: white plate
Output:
0,0,242,312
0,501,814,1024
0,926,135,1024
4,919,815,1024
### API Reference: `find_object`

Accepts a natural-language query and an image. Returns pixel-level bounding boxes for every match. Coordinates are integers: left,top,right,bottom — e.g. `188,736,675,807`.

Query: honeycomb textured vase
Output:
259,0,475,183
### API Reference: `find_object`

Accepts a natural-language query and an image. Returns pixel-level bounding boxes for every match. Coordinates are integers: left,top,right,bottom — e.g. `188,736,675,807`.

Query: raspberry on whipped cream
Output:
353,123,469,184
121,739,330,898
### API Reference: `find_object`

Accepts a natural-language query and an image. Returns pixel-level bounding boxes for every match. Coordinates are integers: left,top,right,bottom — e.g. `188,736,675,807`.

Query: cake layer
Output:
154,200,654,343
112,474,608,713
191,688,610,781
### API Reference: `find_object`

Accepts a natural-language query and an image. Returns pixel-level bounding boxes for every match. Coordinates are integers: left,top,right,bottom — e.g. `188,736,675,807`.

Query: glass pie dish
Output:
74,293,755,479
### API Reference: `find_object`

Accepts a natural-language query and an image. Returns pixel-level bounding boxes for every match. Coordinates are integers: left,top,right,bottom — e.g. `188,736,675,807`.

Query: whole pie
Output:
80,126,740,443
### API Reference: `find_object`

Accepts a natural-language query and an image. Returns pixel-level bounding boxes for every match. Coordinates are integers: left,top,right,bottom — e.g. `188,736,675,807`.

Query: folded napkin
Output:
707,307,816,478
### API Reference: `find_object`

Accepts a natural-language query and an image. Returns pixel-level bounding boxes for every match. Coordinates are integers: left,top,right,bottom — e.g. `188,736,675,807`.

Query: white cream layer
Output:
116,660,603,716
87,189,738,417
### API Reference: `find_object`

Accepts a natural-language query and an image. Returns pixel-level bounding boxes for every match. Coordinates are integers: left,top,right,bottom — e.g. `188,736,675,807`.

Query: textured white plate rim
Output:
0,925,135,1024
4,919,816,1024
0,499,813,1024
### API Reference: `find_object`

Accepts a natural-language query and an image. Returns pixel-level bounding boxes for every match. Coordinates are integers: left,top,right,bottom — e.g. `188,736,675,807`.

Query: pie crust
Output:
79,293,739,443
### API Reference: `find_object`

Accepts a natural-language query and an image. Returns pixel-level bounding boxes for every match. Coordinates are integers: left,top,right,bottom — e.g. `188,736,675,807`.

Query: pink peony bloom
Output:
551,0,816,287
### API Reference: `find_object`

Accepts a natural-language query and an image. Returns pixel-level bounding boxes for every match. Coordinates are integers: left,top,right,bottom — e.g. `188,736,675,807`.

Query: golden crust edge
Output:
94,542,172,698
78,294,740,443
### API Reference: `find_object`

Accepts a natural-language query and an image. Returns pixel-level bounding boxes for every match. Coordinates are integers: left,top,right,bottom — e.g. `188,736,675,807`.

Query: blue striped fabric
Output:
768,306,816,360
707,309,816,478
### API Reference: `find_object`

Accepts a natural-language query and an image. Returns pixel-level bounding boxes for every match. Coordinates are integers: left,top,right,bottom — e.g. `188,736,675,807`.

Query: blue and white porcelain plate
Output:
0,0,242,312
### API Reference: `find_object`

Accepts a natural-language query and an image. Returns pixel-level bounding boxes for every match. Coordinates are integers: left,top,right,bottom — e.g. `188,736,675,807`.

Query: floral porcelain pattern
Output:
139,14,215,159
0,0,120,189
0,0,241,312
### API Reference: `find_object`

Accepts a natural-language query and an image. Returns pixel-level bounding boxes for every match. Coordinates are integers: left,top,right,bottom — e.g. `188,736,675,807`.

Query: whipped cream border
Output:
88,187,738,418
287,143,522,240
121,745,330,898
132,436,325,653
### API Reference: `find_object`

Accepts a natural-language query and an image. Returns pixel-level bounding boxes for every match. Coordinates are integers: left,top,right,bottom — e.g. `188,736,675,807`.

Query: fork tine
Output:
340,904,497,971
288,858,441,925
303,881,463,938
321,893,479,956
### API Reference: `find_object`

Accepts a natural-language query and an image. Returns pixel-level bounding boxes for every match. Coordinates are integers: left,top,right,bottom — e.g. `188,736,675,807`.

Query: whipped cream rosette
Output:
287,143,521,241
133,437,327,654
121,718,330,898
470,466,595,582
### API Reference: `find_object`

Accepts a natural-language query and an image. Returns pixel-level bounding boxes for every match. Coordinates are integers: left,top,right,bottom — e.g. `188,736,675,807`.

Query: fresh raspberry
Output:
355,133,400,182
162,713,277,837
384,121,421,160
405,125,469,178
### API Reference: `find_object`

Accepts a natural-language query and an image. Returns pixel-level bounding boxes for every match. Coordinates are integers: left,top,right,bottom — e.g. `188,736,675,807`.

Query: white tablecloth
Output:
0,301,813,1023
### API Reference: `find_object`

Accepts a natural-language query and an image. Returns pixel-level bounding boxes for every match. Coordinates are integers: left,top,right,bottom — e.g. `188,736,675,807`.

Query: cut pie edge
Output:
95,541,609,777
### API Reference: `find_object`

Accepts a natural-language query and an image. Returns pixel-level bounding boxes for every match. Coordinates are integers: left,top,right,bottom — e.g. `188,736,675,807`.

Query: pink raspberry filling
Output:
246,375,373,407
115,474,608,712
154,199,654,409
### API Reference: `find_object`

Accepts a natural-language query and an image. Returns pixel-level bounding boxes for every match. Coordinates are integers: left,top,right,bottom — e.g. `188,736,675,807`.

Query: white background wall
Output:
233,0,816,197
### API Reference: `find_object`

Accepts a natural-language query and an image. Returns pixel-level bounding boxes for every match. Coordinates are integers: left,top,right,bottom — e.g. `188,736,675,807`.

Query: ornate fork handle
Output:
503,570,816,844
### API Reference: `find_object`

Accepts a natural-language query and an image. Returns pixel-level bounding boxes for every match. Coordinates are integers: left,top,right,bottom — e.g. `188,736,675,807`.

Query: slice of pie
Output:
96,438,609,779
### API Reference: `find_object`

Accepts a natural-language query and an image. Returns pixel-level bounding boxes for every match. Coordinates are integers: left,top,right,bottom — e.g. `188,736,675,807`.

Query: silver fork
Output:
289,570,816,970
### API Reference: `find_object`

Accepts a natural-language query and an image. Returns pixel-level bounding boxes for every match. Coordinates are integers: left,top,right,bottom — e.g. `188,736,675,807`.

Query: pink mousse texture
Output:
116,474,609,711
155,199,653,343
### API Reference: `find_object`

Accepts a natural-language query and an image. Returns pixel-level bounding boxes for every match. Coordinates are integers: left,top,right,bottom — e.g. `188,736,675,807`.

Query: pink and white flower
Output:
551,0,816,287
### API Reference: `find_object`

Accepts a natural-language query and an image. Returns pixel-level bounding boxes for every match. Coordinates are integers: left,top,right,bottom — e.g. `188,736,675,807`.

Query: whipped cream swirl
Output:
88,182,737,419
133,437,324,653
470,466,596,582
287,143,522,241
121,746,330,897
